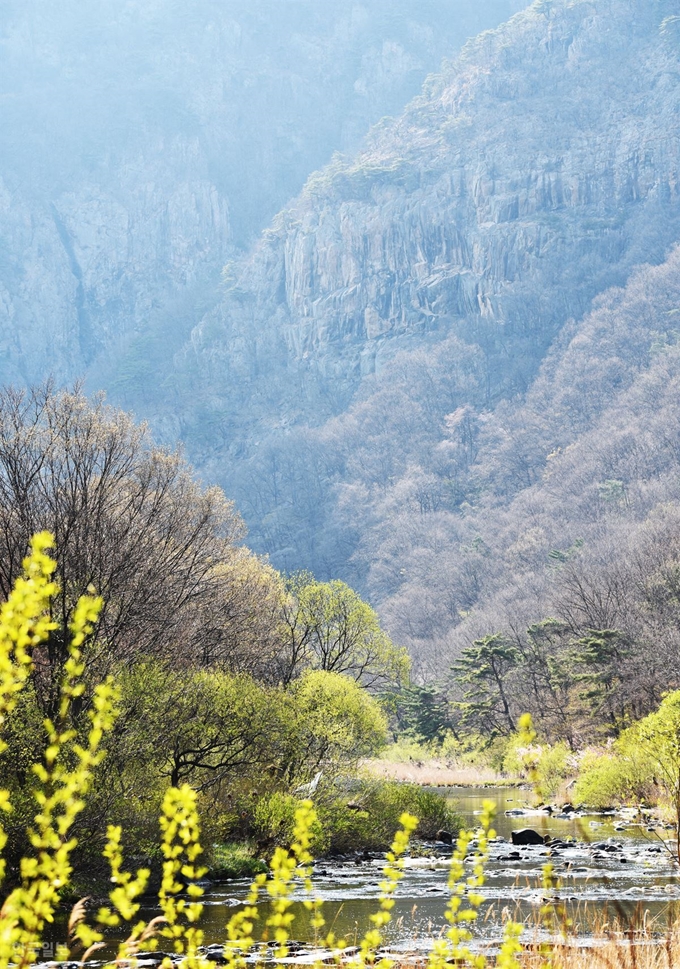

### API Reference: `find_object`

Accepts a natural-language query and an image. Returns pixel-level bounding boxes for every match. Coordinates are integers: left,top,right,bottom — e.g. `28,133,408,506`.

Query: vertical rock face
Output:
0,142,231,384
186,0,680,415
0,0,525,389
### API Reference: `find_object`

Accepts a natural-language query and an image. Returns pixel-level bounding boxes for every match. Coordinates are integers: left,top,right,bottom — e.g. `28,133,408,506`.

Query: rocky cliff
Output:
0,0,523,392
184,0,680,411
0,143,230,386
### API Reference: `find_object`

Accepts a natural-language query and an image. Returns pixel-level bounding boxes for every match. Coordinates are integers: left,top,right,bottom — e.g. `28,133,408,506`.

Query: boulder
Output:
511,828,548,846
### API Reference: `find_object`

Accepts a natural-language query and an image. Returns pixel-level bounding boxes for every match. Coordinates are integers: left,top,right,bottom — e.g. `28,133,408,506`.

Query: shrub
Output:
253,792,322,851
358,781,460,843
320,780,462,853
251,780,461,857
377,738,433,763
208,843,267,882
574,748,654,808
535,742,572,799
500,726,573,799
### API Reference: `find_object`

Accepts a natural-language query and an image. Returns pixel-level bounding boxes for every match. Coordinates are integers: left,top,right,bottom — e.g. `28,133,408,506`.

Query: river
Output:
140,787,680,955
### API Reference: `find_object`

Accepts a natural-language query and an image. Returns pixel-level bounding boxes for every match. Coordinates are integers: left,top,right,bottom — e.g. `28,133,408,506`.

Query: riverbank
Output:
151,787,680,950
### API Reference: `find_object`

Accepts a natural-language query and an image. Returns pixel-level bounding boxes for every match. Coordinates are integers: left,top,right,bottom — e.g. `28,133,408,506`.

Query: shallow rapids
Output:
138,786,680,952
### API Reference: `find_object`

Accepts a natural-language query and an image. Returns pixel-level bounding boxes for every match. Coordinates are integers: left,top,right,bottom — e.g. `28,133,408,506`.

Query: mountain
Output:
5,0,680,682
166,0,680,673
0,0,524,390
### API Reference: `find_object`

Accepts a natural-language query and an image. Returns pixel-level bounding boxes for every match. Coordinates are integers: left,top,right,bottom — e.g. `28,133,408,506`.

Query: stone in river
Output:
511,829,548,846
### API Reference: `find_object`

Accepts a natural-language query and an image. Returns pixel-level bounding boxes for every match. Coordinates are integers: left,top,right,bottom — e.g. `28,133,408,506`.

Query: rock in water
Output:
511,829,547,846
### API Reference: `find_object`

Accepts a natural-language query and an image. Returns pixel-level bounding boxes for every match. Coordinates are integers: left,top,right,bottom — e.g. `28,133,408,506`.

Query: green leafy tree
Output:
574,690,680,854
391,683,455,743
281,670,388,783
278,574,409,688
521,619,577,746
571,629,630,733
111,664,281,791
631,690,680,861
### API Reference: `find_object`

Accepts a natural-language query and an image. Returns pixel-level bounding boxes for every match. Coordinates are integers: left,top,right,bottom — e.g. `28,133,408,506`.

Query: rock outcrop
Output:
172,0,680,589
0,145,230,385
1,0,523,391
184,0,680,419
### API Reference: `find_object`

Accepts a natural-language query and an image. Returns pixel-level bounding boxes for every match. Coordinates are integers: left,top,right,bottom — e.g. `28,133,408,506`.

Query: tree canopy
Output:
278,572,409,688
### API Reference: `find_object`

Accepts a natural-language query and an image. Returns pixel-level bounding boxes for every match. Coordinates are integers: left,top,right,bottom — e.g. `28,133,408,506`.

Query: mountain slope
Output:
174,0,680,605
365,247,680,673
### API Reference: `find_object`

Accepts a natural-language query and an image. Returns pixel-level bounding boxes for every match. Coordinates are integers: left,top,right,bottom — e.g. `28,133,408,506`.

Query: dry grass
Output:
514,903,680,969
380,933,680,969
372,906,680,969
521,933,680,969
361,756,503,787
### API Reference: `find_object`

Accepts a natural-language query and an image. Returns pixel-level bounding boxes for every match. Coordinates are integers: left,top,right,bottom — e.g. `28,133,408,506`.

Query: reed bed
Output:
511,909,680,969
362,757,501,787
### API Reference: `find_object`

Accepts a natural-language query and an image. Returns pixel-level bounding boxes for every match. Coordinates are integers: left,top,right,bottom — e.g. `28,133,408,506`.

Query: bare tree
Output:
0,383,276,712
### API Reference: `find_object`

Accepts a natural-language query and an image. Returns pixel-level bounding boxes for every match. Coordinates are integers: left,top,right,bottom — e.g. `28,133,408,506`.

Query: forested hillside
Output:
163,0,680,686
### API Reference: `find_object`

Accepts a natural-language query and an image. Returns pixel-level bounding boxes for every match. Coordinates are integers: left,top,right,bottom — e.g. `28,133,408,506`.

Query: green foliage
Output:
57,665,388,870
376,737,433,763
350,781,460,845
253,792,319,851
253,781,461,856
280,574,410,688
209,844,267,882
571,696,680,809
388,684,454,743
628,690,680,855
502,734,572,798
284,670,388,780
535,743,572,799
114,663,279,790
571,630,630,732
0,660,391,874
574,748,654,810
0,534,120,968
